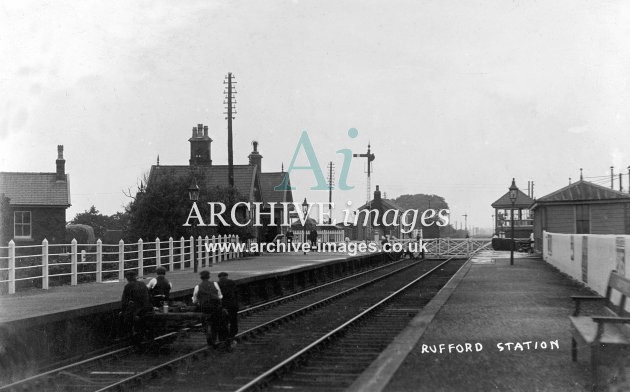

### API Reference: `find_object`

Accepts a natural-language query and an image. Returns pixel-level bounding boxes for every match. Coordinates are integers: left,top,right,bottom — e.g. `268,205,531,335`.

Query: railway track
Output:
141,257,466,392
0,256,428,392
244,258,464,391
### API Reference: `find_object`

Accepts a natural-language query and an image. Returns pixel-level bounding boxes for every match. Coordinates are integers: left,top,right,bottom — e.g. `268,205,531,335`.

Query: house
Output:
353,185,414,241
0,146,71,246
490,181,535,239
530,180,630,250
147,124,293,242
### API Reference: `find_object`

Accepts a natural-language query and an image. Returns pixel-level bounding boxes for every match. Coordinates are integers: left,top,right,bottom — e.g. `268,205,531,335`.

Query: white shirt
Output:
146,277,173,290
192,281,223,304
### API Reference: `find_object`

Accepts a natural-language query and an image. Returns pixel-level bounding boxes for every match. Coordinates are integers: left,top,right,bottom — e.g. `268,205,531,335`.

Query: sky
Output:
1,0,630,232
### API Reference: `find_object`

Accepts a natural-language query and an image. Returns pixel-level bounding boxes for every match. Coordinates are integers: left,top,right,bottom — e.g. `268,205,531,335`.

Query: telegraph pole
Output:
328,162,335,224
224,73,237,187
462,214,468,237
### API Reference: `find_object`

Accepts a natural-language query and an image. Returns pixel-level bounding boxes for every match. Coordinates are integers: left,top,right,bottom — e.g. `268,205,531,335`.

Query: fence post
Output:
71,238,78,286
204,236,210,267
42,238,49,290
236,235,240,258
229,235,234,259
118,239,125,281
96,239,102,283
216,236,222,263
212,236,217,264
180,237,185,269
197,236,202,271
168,237,174,271
8,240,15,294
138,238,144,277
189,236,194,269
155,237,161,269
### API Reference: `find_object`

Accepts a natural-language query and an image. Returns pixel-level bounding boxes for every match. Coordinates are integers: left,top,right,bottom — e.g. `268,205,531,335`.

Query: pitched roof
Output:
533,180,630,206
357,198,407,211
0,172,71,207
259,172,293,206
149,164,257,200
491,189,534,209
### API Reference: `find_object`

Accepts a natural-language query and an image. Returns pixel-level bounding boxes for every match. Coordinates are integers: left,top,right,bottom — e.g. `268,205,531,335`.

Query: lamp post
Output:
302,198,308,255
508,178,518,266
188,180,200,272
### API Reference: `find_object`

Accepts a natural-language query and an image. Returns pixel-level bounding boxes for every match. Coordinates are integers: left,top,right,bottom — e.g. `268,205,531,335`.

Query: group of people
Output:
191,270,239,350
119,267,238,351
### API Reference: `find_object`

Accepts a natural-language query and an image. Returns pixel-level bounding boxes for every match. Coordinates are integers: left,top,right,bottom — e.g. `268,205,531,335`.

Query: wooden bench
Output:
570,271,630,390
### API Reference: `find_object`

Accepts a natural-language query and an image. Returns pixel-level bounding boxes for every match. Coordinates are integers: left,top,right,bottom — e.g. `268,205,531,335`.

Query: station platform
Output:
0,252,350,327
350,250,597,392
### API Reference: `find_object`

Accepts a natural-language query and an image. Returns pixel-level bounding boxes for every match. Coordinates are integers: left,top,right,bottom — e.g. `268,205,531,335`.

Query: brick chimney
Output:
374,185,381,201
189,123,212,167
248,140,262,174
56,145,66,181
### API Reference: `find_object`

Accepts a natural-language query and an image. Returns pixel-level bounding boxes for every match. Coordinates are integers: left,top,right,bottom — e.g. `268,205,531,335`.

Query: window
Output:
575,205,589,234
14,211,32,239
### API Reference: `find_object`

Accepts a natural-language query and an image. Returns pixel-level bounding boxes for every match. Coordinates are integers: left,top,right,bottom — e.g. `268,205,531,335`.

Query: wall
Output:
545,205,574,233
590,203,629,234
543,231,630,297
9,206,67,245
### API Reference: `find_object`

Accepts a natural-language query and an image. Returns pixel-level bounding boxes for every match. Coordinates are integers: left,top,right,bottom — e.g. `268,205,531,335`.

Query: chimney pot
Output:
56,145,66,181
374,185,382,201
203,125,208,137
248,140,262,172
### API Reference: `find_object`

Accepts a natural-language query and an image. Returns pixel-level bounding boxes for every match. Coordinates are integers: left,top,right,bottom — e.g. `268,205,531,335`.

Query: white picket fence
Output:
0,235,245,295
293,229,345,244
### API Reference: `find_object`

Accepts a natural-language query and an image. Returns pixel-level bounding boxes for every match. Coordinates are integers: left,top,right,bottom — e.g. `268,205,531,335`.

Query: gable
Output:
491,189,534,209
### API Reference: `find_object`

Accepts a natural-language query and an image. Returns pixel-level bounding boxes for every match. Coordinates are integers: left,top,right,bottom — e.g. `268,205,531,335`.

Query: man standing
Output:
192,270,223,347
218,272,239,351
286,230,294,251
146,267,172,307
309,229,318,251
120,270,153,346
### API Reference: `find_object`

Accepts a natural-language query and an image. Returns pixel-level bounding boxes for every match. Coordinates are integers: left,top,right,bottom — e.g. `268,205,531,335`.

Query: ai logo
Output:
274,128,359,191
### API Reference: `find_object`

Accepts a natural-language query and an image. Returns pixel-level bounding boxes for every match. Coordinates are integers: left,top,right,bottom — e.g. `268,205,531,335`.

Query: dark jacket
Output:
218,278,238,309
197,280,221,313
121,281,152,313
150,276,171,300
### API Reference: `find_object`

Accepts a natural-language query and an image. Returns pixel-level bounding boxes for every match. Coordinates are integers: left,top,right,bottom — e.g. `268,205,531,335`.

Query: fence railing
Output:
293,229,345,244
0,235,246,295
391,237,492,257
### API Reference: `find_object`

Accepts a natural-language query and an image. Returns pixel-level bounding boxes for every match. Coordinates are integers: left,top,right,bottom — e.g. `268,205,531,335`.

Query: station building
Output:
147,124,293,243
353,185,415,241
531,179,630,251
491,183,534,240
0,146,71,246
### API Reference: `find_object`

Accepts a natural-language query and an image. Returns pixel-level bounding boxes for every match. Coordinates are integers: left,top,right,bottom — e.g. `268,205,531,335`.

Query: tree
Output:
70,206,129,241
124,171,255,242
390,193,470,238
